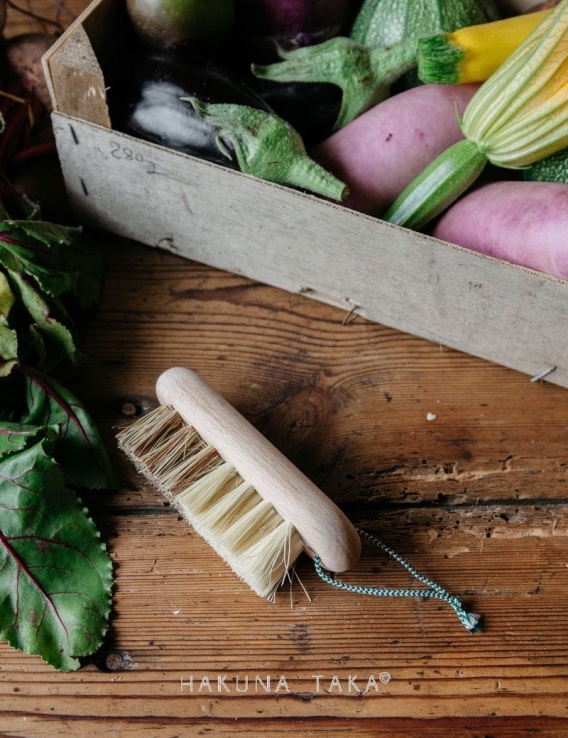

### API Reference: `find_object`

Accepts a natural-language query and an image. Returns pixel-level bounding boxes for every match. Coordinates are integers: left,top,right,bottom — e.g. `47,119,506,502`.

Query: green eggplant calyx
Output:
383,139,488,230
185,97,349,201
252,36,417,132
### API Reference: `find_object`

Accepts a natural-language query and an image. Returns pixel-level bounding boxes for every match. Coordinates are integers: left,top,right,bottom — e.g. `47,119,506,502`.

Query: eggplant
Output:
250,78,341,146
107,51,273,167
232,0,363,62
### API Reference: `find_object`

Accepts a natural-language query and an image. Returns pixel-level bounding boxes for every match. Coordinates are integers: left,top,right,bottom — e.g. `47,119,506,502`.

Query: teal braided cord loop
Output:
314,528,482,633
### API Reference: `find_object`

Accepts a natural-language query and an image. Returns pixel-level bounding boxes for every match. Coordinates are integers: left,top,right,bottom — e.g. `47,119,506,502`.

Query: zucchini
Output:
383,140,487,230
524,148,568,183
350,0,495,48
417,10,549,85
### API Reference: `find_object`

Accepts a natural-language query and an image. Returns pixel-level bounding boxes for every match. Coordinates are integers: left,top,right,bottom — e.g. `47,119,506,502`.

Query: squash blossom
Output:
385,0,568,229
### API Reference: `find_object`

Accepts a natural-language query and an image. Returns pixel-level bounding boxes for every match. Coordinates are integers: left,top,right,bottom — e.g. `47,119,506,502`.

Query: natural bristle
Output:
117,405,304,600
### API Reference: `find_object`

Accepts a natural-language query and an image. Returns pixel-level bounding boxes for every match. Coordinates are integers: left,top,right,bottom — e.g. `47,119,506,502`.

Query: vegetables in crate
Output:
433,181,568,279
231,1,363,142
350,0,498,48
524,147,568,182
312,83,478,213
253,36,417,132
252,0,496,130
384,0,568,229
109,50,347,199
187,99,348,200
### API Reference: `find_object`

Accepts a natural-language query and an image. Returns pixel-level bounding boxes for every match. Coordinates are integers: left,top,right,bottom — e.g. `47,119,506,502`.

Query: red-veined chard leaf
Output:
0,434,113,671
56,232,106,310
0,221,80,299
8,271,78,365
22,368,118,490
0,273,17,375
6,221,79,248
0,219,104,309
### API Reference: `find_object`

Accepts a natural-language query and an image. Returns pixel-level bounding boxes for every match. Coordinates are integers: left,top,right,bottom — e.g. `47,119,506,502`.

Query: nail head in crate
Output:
42,0,568,388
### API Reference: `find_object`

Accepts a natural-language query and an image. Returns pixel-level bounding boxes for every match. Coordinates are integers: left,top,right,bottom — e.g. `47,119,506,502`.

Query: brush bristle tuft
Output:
117,405,304,599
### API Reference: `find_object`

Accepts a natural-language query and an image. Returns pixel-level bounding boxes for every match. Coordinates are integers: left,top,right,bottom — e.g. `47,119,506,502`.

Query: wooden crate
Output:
43,0,568,388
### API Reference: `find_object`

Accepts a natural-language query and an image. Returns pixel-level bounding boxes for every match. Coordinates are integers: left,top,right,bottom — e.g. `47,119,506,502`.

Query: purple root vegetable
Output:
433,181,568,280
311,83,479,215
233,0,361,61
1,33,57,110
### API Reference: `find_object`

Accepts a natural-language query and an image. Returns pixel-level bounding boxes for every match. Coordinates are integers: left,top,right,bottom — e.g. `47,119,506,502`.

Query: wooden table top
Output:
1,2,568,737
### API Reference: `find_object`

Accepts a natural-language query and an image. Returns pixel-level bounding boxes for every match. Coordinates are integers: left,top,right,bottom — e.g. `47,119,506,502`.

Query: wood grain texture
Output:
3,1,568,735
44,24,110,126
2,238,567,736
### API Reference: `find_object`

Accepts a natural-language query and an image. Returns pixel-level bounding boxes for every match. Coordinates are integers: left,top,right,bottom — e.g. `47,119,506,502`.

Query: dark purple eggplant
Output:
107,51,273,167
249,78,341,147
233,0,363,62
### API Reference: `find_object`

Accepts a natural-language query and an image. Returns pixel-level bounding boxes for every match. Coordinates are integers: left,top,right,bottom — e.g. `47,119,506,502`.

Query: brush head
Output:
117,405,305,600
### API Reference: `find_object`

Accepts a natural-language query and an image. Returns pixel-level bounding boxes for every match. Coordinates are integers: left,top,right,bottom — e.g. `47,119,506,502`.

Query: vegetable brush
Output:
117,367,481,631
117,367,361,600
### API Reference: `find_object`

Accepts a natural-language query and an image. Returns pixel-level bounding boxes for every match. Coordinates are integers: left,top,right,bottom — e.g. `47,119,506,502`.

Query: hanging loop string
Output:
314,528,481,633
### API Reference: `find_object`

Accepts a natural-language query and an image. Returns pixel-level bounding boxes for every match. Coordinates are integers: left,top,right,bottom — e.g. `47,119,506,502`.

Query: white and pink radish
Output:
311,83,479,214
433,181,568,280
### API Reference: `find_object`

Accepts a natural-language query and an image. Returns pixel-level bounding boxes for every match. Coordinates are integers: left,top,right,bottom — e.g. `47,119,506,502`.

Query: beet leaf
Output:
22,368,118,490
0,433,113,670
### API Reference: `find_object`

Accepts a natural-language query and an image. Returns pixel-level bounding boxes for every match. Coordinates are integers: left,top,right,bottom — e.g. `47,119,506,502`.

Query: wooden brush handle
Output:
156,367,361,573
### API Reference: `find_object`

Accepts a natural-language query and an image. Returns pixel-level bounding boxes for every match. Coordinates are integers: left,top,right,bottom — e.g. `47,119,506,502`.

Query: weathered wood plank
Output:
2,240,566,734
50,115,568,390
70,239,568,506
2,717,568,738
44,24,110,126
